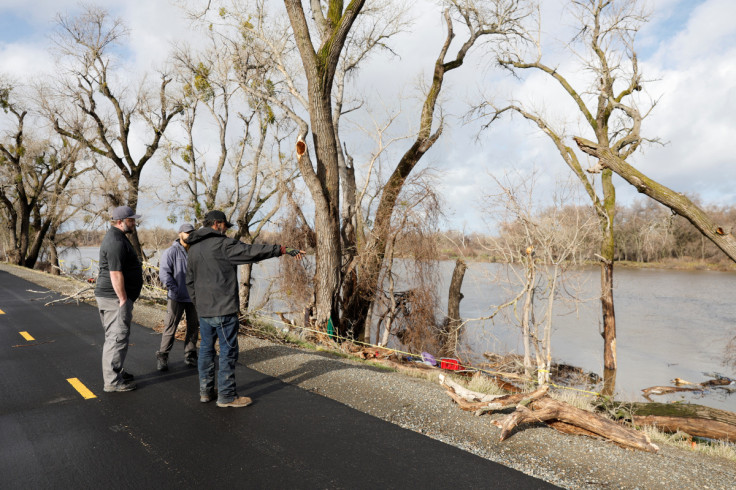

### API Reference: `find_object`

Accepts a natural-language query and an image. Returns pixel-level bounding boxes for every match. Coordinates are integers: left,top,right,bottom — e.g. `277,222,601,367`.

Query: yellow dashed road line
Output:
67,378,97,399
19,331,35,341
0,308,5,314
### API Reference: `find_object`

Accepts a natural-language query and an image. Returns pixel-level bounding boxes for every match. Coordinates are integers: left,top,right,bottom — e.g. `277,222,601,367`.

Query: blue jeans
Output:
198,314,239,403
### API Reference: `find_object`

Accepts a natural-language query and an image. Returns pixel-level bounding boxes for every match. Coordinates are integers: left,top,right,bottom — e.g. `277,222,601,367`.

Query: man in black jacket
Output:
185,210,304,408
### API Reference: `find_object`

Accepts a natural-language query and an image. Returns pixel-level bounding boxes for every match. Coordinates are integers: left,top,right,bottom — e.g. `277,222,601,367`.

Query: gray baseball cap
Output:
111,206,141,221
178,223,195,233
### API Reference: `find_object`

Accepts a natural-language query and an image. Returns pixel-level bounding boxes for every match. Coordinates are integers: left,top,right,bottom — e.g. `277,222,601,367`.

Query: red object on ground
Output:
440,358,460,370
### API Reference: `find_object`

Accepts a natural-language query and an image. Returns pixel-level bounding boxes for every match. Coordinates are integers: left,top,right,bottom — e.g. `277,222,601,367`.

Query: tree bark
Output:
441,258,467,357
285,0,366,332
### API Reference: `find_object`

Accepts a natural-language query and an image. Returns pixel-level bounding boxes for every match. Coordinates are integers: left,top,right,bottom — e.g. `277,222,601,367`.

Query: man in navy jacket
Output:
156,223,199,371
186,210,304,408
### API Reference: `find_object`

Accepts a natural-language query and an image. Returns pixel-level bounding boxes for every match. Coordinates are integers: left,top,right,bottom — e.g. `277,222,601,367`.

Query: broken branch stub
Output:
296,137,306,159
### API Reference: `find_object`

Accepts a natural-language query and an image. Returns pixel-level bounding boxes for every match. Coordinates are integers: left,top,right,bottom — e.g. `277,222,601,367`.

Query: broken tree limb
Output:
440,378,549,415
473,386,550,416
439,374,507,403
496,396,659,452
573,137,736,262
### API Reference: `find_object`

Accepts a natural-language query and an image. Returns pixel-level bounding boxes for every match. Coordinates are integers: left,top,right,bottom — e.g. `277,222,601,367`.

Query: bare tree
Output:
375,172,443,353
479,0,657,394
481,173,596,384
165,29,295,311
46,5,182,258
343,0,532,341
0,80,91,269
184,1,529,339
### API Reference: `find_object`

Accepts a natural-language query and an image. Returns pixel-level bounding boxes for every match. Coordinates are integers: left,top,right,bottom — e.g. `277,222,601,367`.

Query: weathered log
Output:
439,374,507,403
641,385,701,401
619,401,736,425
547,421,603,439
622,402,736,442
442,383,549,415
497,397,659,452
632,415,736,442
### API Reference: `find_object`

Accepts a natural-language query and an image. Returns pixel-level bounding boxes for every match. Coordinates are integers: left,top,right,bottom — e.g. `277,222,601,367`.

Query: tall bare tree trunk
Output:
601,169,617,396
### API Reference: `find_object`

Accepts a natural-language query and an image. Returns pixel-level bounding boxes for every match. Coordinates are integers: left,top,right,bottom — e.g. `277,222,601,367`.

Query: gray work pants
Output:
96,296,135,388
157,299,199,359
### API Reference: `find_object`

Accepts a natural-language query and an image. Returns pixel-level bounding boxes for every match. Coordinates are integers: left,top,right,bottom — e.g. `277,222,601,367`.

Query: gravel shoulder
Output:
3,263,735,489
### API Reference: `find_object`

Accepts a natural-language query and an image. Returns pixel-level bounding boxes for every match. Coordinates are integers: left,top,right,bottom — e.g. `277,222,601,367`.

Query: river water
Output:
59,247,736,411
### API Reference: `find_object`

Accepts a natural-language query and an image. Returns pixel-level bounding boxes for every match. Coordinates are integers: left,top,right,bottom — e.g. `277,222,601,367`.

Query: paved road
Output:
0,270,556,489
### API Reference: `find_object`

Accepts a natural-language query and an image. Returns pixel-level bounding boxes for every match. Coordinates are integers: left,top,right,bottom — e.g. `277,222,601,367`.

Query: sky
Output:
1,0,734,233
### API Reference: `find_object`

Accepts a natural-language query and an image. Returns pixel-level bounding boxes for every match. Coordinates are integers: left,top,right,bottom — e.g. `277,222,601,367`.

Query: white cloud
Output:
1,0,734,230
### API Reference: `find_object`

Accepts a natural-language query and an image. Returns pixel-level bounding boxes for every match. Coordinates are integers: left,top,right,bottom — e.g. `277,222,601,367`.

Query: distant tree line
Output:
430,198,736,269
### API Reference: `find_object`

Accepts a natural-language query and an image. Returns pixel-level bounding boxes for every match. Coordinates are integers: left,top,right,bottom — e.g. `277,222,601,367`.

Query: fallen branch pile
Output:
439,375,659,452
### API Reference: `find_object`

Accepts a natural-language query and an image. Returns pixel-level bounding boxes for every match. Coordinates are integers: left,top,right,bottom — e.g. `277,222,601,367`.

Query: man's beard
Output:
122,222,134,234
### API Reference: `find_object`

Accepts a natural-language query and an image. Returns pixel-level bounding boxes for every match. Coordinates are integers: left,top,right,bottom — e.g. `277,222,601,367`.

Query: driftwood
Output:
641,373,735,402
495,397,659,452
633,415,736,442
439,376,659,452
440,373,549,415
641,385,702,401
624,402,736,442
439,374,508,403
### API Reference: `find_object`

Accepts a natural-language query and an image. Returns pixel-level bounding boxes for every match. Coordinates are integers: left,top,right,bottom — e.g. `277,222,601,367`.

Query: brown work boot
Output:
216,396,252,408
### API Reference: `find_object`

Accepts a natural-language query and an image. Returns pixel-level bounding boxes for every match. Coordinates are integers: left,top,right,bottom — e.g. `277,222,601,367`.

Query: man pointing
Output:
185,210,304,408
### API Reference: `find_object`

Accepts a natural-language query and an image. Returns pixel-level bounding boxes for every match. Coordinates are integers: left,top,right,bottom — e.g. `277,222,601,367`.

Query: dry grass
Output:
464,372,507,396
639,425,736,462
548,388,597,412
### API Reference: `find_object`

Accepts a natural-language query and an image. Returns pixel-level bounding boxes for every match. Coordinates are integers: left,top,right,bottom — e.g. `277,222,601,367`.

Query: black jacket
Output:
185,227,282,317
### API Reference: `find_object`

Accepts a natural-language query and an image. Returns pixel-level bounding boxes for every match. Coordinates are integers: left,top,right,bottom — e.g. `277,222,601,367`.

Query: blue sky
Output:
1,0,735,232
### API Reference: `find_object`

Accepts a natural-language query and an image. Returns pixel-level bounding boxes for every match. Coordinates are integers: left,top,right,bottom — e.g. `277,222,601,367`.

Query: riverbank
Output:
2,262,735,489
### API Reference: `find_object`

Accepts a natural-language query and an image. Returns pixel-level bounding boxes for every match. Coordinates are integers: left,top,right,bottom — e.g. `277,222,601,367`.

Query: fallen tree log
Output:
495,397,659,453
438,376,658,451
632,415,736,442
619,402,736,442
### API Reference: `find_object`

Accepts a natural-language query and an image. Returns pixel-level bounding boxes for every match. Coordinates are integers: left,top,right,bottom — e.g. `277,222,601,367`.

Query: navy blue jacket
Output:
185,227,282,317
159,239,192,302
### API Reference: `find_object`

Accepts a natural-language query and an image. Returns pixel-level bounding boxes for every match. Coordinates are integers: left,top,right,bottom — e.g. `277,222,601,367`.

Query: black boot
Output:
185,353,198,368
156,352,168,372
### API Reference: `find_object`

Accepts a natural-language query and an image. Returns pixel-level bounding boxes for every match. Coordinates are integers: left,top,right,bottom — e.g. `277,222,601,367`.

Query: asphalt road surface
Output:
0,270,556,489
